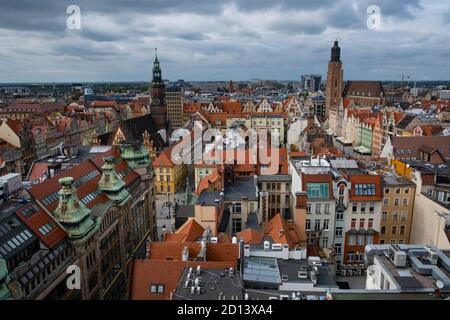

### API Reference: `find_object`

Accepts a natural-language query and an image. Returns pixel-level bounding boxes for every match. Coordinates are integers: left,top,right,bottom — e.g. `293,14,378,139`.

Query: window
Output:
368,218,373,228
231,203,242,214
392,211,398,221
322,237,328,248
351,218,356,229
38,222,55,236
323,219,330,231
398,240,404,244
381,226,386,235
369,203,375,213
366,235,374,245
314,220,321,231
347,252,355,261
383,198,389,205
336,212,344,220
400,226,405,235
382,211,387,221
306,183,329,198
360,203,366,213
348,236,356,245
335,227,343,238
315,203,322,214
357,235,364,246
392,226,397,235
355,184,376,196
390,239,396,244
380,239,385,244
427,189,433,196
150,284,165,294
306,219,311,231
395,188,400,194
359,219,365,229
324,203,330,214
306,203,311,214
384,188,390,194
404,188,409,194
335,244,342,254
352,203,357,213
400,211,407,221
394,198,400,206
232,218,242,233
402,198,408,206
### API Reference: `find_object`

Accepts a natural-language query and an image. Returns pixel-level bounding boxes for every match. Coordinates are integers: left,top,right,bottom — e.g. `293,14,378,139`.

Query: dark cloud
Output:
0,0,448,82
443,10,450,24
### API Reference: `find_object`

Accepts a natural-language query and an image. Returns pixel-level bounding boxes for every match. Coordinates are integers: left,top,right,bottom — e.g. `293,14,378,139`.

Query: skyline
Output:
0,0,449,82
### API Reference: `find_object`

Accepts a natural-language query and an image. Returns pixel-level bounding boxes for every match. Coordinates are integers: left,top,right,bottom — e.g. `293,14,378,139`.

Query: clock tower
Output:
150,48,168,131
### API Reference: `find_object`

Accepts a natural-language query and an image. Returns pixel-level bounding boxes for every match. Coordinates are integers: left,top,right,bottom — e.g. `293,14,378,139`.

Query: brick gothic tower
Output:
150,48,168,131
325,40,344,119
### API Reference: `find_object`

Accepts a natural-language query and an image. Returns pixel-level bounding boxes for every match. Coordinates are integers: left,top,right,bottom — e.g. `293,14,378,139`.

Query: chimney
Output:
182,246,189,262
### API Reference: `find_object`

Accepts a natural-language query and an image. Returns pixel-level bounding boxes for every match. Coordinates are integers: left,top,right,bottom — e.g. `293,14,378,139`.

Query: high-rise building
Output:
325,41,344,119
165,86,184,130
300,74,322,92
150,48,168,131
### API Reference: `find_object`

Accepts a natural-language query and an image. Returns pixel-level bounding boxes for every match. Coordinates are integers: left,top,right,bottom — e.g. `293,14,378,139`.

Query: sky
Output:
0,0,449,83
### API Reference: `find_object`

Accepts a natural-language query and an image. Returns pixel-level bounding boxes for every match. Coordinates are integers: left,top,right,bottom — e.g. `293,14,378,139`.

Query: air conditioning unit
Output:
425,247,438,265
211,237,218,243
393,250,407,267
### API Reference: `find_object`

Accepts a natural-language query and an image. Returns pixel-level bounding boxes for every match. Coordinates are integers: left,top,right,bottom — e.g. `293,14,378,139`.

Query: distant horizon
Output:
1,79,449,86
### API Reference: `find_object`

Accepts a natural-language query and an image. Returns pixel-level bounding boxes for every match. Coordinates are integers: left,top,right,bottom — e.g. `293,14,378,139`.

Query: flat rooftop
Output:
174,267,243,300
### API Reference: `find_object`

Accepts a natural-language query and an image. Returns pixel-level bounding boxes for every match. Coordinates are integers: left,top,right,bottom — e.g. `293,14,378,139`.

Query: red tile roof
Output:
152,144,177,168
196,171,221,195
148,242,239,262
264,213,301,248
164,219,205,243
236,228,264,245
15,202,67,248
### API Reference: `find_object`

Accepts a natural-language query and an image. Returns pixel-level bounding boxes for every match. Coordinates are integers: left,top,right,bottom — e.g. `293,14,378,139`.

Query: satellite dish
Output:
436,280,444,289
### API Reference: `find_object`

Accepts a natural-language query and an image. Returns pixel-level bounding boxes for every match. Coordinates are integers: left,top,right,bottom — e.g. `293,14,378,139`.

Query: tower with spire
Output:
325,40,344,119
150,48,168,131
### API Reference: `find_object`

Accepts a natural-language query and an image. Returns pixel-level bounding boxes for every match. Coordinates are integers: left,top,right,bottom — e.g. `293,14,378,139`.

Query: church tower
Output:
325,40,344,119
150,48,168,131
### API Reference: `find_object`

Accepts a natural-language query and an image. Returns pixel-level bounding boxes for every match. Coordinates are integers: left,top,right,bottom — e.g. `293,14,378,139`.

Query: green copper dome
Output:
53,177,99,244
0,259,11,300
98,156,130,203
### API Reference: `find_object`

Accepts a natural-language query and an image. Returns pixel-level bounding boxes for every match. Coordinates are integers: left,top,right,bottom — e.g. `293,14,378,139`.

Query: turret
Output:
98,156,130,203
53,177,99,244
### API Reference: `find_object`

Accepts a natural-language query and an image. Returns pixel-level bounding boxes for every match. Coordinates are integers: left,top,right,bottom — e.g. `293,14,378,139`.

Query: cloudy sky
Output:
0,0,449,83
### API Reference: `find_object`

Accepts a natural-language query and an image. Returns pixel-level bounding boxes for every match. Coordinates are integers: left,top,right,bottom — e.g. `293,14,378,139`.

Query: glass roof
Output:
243,256,281,284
